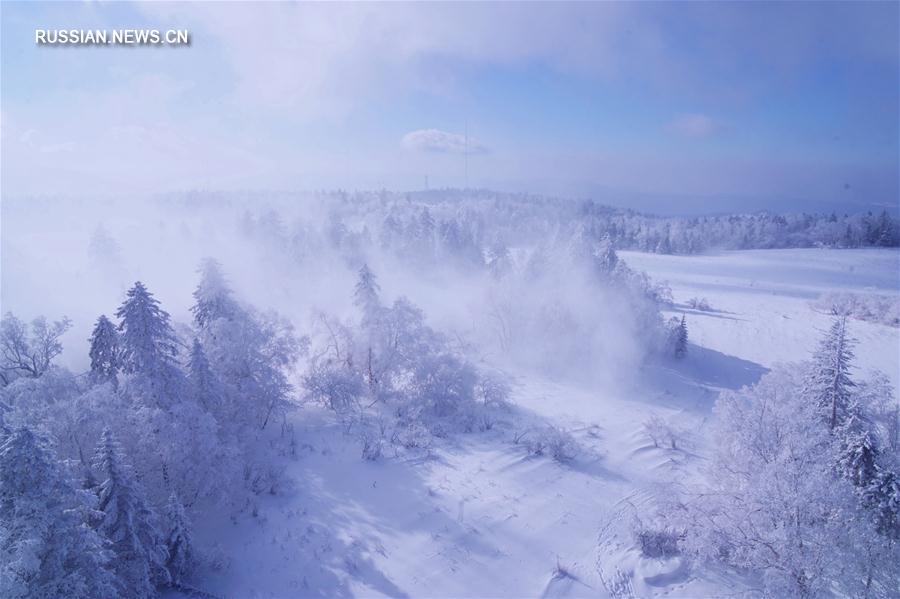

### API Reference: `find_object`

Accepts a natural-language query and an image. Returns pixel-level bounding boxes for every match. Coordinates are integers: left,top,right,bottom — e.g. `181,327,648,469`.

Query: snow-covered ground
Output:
183,249,899,599
622,249,900,389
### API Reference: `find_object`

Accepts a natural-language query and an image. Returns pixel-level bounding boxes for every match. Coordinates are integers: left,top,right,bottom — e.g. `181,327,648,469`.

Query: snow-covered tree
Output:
191,258,239,330
682,367,899,598
674,316,687,359
802,321,900,544
837,416,880,489
836,414,900,540
203,309,300,430
409,351,478,433
354,263,381,317
303,357,365,416
186,338,217,413
1,313,72,385
92,427,169,598
864,468,900,540
88,315,120,386
486,241,512,279
116,282,179,375
116,281,182,406
155,399,227,505
594,235,619,274
806,316,856,430
352,264,387,393
0,427,119,599
664,316,688,359
163,492,194,585
189,260,305,430
857,370,899,454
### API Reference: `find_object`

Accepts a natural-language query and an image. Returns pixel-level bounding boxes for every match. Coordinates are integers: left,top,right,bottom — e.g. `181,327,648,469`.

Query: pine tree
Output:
353,265,384,393
92,428,169,598
595,235,619,273
807,316,856,429
864,468,900,539
0,427,119,599
187,338,217,412
116,282,179,375
674,316,688,359
354,264,383,334
835,412,900,540
354,263,381,312
116,281,182,406
837,417,880,489
88,314,120,386
191,258,238,329
164,492,194,585
875,210,896,247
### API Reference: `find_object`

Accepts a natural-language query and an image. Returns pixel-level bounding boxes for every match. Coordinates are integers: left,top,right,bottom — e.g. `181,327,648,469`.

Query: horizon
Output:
2,186,897,219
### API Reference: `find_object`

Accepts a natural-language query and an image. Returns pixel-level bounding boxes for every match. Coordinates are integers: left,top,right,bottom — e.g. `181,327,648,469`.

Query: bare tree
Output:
0,312,72,384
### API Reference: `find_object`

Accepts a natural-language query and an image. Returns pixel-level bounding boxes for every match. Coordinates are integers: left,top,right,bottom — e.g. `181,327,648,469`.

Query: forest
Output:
1,190,898,598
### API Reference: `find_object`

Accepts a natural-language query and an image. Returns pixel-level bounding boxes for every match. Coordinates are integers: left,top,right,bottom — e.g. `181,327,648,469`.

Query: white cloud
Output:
401,129,488,154
666,113,721,138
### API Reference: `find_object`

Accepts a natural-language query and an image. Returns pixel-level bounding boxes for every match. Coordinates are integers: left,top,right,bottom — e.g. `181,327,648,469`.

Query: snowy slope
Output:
180,249,899,599
621,249,900,389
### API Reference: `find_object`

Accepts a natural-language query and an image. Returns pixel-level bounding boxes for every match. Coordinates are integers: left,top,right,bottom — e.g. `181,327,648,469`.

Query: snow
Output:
622,249,900,389
174,248,899,598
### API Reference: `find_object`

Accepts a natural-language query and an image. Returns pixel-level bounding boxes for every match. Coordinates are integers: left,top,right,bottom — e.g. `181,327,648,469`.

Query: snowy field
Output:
621,249,900,389
176,248,899,599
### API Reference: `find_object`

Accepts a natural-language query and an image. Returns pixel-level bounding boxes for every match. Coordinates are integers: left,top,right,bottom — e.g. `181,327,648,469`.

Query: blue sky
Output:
1,1,897,214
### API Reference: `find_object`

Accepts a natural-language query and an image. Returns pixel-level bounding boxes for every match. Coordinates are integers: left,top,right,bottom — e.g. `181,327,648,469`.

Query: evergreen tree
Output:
116,281,182,406
191,258,238,329
674,316,688,359
875,211,896,247
164,492,194,585
837,414,900,540
187,338,217,412
837,417,880,489
807,316,856,429
116,282,179,375
0,427,119,599
353,265,385,392
88,314,120,386
595,235,619,273
354,264,384,335
92,428,169,598
864,468,900,539
354,263,381,312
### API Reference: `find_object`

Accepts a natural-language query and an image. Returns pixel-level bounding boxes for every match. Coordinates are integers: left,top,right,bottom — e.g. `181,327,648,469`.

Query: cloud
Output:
132,2,898,122
135,3,634,119
666,113,722,138
402,129,488,154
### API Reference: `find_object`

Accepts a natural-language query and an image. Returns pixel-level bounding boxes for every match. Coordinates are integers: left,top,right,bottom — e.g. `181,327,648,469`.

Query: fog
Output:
1,191,654,391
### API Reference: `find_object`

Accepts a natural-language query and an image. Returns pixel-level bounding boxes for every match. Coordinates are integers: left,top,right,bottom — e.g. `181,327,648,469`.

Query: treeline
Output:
580,205,900,254
224,189,900,261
